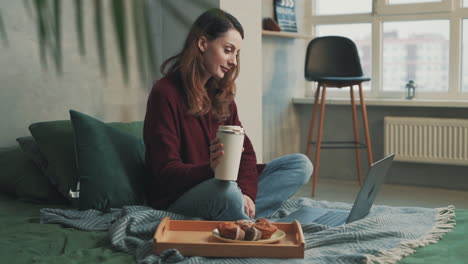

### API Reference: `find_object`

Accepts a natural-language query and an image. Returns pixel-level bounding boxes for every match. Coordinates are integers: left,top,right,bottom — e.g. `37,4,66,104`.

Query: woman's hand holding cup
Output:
209,138,224,170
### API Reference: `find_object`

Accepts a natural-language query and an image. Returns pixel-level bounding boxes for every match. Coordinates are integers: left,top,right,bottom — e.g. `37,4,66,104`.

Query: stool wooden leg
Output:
305,83,322,157
312,85,327,197
350,85,363,186
359,83,374,166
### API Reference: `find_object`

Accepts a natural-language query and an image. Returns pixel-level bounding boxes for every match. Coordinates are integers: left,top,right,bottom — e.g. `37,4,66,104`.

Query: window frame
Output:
309,0,468,100
376,0,453,15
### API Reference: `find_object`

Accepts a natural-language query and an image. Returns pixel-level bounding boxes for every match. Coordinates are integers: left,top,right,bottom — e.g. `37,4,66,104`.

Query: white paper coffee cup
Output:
214,125,245,181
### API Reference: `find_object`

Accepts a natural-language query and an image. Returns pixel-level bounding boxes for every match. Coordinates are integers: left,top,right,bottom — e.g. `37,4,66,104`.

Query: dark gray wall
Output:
296,104,468,191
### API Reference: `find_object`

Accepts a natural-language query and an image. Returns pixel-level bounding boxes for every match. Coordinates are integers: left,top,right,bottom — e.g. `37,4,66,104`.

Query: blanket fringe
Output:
365,205,456,264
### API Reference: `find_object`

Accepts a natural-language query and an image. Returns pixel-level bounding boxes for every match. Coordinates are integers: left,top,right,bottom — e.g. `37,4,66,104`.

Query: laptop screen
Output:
346,154,395,223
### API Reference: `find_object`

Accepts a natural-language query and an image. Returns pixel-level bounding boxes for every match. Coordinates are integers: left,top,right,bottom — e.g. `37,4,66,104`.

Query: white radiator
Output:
384,116,468,166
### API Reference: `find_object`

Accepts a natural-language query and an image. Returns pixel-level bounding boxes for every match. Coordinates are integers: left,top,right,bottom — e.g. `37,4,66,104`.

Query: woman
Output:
143,8,312,221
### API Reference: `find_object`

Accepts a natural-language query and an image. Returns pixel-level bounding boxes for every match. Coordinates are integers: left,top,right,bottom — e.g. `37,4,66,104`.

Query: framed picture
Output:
274,0,298,33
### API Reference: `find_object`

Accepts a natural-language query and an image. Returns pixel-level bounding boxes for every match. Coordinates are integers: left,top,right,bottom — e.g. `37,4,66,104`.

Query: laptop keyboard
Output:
314,210,349,226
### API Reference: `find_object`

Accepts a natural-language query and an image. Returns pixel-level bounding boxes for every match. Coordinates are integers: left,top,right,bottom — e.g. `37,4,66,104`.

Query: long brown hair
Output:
160,8,244,121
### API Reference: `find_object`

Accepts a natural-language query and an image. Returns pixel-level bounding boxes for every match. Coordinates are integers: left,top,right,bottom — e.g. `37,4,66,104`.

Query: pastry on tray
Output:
254,218,279,239
217,222,245,240
216,218,278,241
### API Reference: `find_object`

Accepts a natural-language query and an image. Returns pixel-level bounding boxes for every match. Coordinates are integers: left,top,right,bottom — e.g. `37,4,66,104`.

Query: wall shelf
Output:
262,30,311,40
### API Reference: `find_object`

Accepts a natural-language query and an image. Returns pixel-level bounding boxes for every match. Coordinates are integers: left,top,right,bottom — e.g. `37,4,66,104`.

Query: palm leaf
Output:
74,0,85,55
52,0,62,74
132,0,147,84
143,0,157,80
23,0,34,18
0,11,9,46
21,0,173,84
94,0,107,77
111,0,128,83
32,0,48,69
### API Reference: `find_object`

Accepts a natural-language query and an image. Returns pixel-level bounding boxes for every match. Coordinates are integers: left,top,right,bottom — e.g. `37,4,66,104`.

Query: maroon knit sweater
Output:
143,74,265,209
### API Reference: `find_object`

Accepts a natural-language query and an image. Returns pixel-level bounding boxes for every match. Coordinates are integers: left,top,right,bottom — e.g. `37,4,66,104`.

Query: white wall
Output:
1,0,263,162
221,0,263,162
261,0,309,161
0,0,148,147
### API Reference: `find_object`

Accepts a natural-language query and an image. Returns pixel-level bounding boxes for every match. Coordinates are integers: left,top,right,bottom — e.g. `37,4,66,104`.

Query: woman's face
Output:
199,28,243,81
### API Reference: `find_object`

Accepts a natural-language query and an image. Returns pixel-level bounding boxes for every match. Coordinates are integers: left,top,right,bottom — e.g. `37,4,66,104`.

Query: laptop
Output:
277,154,395,227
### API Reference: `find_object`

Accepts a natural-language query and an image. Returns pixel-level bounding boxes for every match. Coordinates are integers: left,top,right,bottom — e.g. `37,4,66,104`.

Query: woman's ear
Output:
198,36,208,53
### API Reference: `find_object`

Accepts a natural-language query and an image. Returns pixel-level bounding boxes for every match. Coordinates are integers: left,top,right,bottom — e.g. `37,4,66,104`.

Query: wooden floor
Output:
293,178,468,209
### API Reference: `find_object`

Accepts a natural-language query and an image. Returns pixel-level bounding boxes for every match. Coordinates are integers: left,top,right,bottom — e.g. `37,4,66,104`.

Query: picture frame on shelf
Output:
274,0,298,33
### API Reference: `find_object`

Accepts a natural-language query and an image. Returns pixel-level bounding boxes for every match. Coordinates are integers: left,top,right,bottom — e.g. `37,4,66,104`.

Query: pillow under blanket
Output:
0,145,65,203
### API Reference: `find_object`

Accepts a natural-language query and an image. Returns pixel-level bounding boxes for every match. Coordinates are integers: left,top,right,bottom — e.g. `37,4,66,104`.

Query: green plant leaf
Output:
74,0,85,55
111,0,128,83
0,11,9,47
23,0,34,18
132,0,147,84
52,0,62,74
32,0,48,69
143,0,157,80
94,0,107,77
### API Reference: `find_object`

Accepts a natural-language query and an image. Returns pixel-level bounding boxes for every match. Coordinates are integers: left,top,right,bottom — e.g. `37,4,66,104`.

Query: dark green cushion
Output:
29,118,145,201
28,120,76,199
16,136,50,182
70,110,148,210
0,146,65,203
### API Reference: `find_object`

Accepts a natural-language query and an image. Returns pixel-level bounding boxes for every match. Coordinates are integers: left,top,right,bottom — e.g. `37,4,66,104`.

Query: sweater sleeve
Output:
144,83,213,197
229,101,259,202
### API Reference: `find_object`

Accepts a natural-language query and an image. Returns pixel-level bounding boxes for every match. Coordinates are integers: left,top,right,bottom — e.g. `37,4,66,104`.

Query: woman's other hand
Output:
209,138,224,170
243,194,255,218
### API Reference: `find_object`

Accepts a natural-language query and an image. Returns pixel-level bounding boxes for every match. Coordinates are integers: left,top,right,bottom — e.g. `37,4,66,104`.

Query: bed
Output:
1,112,467,263
0,192,467,264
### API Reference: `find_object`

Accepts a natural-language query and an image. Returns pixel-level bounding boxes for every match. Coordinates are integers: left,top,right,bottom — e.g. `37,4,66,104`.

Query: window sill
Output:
292,97,468,108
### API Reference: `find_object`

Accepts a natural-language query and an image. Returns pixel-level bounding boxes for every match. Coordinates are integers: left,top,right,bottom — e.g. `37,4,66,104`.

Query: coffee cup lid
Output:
217,125,245,134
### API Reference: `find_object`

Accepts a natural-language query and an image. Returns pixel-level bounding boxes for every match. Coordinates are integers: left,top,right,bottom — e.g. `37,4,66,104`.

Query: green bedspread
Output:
0,193,466,264
0,193,133,264
398,205,468,264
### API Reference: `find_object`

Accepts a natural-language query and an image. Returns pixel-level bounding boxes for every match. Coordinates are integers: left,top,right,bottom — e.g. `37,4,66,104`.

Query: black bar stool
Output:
304,36,374,197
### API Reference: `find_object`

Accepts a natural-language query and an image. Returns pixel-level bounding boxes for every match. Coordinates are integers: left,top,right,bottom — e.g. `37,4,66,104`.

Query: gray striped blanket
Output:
40,197,455,264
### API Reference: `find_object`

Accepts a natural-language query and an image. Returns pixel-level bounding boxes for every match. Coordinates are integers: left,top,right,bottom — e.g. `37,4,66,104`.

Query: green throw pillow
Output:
0,146,65,203
70,110,148,210
28,120,76,199
29,117,145,201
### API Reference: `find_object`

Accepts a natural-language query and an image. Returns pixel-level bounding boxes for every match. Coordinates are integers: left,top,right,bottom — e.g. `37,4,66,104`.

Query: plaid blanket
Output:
40,197,455,264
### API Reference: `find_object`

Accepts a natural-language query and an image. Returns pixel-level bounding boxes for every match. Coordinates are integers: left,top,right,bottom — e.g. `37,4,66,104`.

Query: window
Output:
314,0,372,15
310,0,468,100
382,20,449,92
376,0,452,14
388,0,442,4
462,19,468,91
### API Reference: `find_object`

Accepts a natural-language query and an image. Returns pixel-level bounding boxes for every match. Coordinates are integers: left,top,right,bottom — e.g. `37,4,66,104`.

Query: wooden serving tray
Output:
153,217,305,258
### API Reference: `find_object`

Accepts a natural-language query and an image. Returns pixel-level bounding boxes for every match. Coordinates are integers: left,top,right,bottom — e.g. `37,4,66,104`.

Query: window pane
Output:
388,0,441,4
462,20,468,92
382,20,449,92
315,24,372,89
315,0,372,15
463,0,468,8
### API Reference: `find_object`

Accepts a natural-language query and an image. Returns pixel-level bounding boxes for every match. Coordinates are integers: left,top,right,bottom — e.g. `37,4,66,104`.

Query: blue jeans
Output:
167,154,313,220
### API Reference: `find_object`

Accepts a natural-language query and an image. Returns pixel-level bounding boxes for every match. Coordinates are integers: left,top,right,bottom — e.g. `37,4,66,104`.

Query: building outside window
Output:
310,0,468,100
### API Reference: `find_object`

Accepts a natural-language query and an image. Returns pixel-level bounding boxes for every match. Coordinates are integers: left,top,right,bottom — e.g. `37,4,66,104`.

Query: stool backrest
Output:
305,36,365,81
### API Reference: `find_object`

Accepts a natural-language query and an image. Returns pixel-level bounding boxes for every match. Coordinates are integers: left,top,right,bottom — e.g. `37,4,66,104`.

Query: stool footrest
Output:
309,141,367,149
